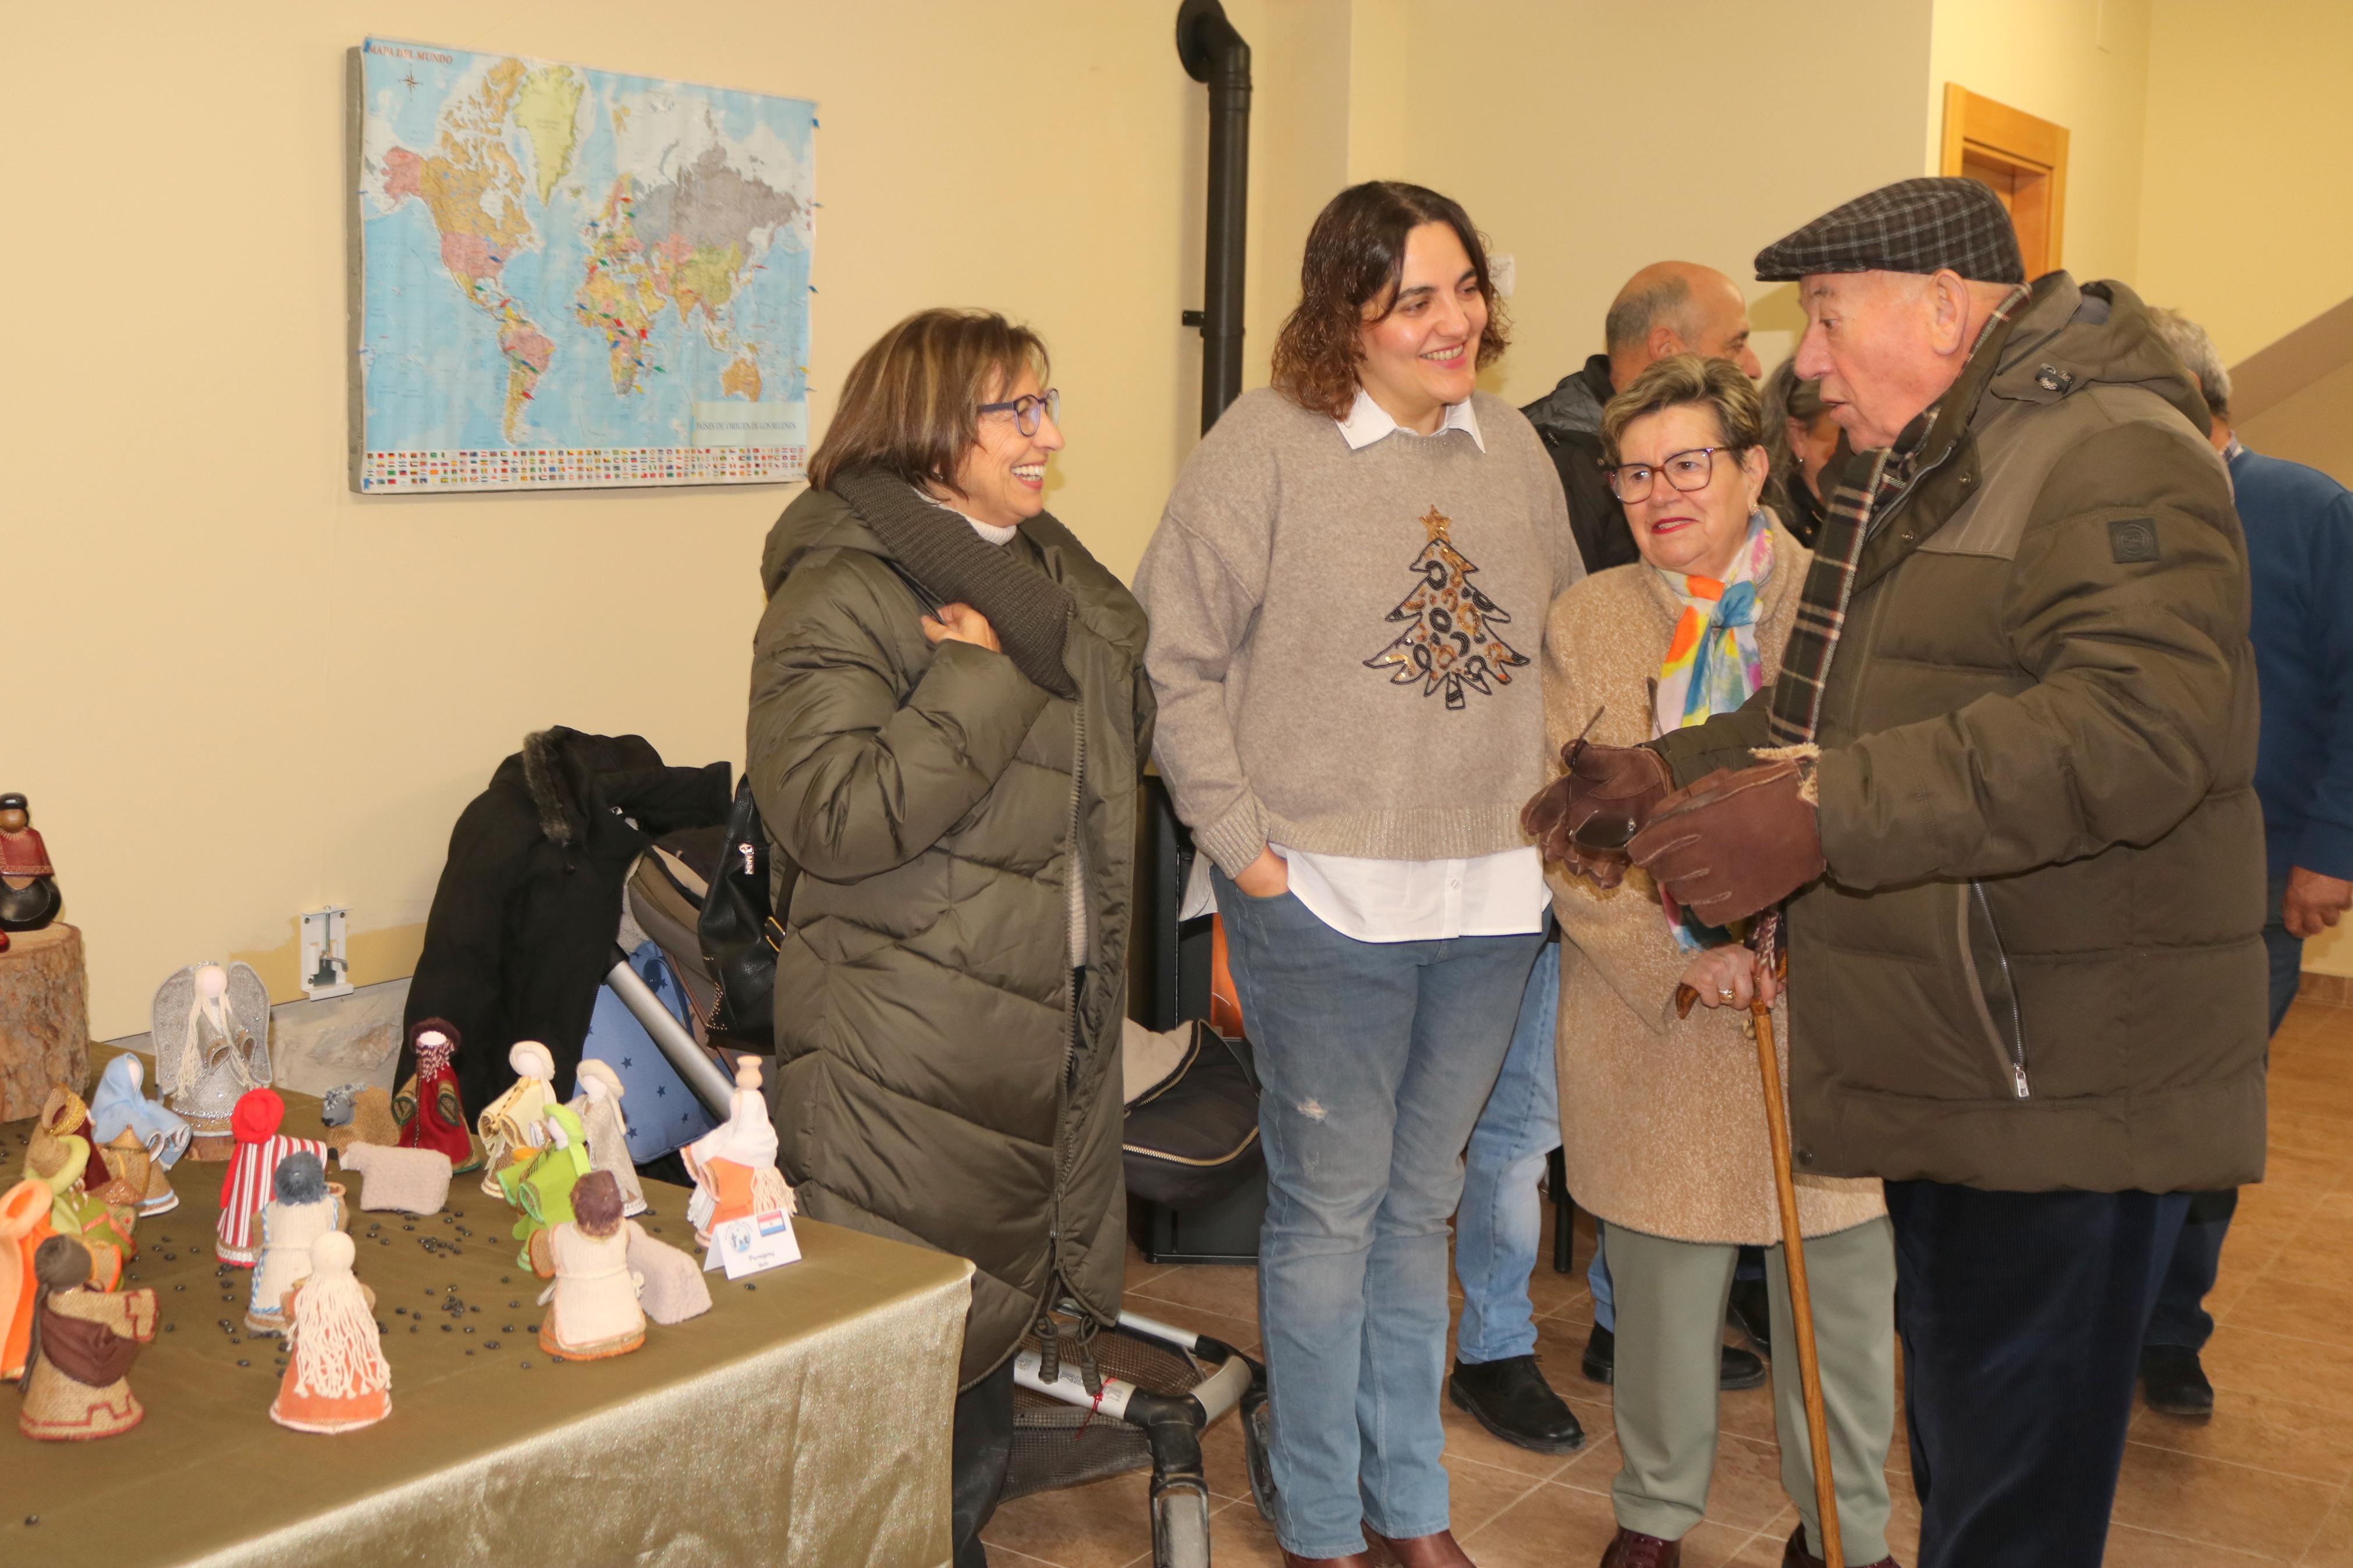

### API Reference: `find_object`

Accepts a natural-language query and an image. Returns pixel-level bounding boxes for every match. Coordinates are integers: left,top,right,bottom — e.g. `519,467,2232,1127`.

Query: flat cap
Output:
1755,176,2024,284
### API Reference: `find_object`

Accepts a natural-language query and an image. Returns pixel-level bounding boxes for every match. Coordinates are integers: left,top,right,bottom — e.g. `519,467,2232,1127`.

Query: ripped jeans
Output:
1215,872,1546,1559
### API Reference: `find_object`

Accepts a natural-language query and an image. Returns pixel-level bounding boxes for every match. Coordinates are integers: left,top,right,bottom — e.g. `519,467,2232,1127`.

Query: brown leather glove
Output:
1521,742,1674,889
1627,758,1825,923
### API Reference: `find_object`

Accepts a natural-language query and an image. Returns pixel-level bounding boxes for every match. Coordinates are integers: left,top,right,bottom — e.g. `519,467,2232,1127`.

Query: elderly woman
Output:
747,308,1149,1568
1536,356,1897,1568
1139,182,1578,1568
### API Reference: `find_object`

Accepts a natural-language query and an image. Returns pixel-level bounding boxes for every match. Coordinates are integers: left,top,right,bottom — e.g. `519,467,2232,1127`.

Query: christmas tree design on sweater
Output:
1364,505,1529,710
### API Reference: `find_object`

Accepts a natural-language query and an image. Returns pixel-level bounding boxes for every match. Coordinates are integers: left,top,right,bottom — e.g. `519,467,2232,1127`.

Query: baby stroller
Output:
609,826,1276,1567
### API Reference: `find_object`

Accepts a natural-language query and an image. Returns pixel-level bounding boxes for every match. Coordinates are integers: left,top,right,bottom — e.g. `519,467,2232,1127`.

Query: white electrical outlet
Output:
299,906,354,1000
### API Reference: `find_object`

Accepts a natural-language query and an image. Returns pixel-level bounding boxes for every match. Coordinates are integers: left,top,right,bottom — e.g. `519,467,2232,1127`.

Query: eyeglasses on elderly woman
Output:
1606,445,1745,503
978,387,1061,436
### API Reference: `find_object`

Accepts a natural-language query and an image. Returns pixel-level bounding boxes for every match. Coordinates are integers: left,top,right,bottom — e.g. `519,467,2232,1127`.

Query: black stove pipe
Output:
1177,0,1251,436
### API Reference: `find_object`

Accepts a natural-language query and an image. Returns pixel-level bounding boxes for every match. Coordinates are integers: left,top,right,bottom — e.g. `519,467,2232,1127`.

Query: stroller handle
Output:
605,948,740,1118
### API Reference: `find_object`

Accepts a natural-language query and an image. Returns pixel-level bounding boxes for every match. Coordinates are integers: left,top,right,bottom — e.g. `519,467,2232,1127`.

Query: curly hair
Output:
1270,182,1509,420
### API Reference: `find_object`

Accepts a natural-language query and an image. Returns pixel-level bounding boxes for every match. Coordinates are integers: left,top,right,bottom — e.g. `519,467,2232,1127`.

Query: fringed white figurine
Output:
151,962,272,1160
569,1060,647,1218
683,1059,794,1257
270,1232,390,1434
475,1041,558,1198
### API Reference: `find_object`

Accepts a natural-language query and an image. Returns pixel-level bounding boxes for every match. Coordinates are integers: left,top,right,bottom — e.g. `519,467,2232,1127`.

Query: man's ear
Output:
1929,269,1973,358
1649,322,1685,362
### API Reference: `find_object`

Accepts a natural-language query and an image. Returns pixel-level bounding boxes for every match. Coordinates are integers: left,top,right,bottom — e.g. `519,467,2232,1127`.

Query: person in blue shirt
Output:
2141,307,2353,1417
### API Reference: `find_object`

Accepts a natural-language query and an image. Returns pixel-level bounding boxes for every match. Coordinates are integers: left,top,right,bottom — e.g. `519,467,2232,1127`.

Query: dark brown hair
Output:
807,308,1050,490
1600,354,1766,468
572,1170,623,1237
1270,182,1510,420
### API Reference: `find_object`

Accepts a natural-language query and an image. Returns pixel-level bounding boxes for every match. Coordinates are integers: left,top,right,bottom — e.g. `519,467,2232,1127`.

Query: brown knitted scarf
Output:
831,468,1078,699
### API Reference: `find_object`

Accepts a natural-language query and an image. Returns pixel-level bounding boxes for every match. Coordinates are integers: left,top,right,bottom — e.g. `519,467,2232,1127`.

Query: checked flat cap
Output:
1755,176,2025,284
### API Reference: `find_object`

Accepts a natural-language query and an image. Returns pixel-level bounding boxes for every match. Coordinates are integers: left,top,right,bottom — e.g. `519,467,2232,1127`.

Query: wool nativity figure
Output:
217,1089,326,1267
17,1235,156,1441
683,1058,794,1259
530,1169,648,1361
271,1231,391,1434
392,1019,479,1173
475,1040,558,1197
87,1054,190,1215
246,1153,340,1335
569,1059,647,1217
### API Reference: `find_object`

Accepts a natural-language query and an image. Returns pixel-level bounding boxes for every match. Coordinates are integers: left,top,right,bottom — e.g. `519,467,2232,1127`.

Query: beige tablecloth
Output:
3,1075,971,1568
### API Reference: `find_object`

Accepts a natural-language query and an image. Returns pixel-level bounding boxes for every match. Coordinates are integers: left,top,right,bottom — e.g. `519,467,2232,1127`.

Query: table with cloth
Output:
2,1059,971,1568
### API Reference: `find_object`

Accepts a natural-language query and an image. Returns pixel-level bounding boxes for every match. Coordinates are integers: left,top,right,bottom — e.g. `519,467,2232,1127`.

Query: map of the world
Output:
353,39,814,492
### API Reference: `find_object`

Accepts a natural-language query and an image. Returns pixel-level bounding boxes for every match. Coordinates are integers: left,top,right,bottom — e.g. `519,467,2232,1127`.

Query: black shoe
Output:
1447,1354,1585,1455
2142,1344,2215,1417
1727,1275,1773,1357
1581,1323,1767,1391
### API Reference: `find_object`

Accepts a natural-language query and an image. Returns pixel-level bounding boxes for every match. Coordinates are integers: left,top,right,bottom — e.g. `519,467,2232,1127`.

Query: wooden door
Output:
1940,84,2069,276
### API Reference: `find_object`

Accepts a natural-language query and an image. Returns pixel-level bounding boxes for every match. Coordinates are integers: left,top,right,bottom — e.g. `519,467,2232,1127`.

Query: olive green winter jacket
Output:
747,483,1152,1385
1655,274,2266,1194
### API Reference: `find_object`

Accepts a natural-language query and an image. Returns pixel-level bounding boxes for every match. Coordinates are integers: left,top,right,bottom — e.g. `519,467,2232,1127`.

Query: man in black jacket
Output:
1520,261,1765,572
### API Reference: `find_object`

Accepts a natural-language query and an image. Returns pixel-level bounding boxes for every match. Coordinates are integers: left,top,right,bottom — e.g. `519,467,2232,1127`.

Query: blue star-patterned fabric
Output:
580,941,722,1162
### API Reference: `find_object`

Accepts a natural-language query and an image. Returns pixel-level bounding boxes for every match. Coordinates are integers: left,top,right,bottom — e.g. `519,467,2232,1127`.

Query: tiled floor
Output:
984,995,2353,1567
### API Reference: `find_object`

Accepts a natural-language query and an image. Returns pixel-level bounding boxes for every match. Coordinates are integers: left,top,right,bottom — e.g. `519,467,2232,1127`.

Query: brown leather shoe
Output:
1599,1528,1681,1567
1780,1524,1899,1567
1366,1528,1474,1567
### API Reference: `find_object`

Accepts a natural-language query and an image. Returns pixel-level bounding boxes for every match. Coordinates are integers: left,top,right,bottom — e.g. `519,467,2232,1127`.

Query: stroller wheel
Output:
1243,1389,1277,1523
1151,1483,1213,1568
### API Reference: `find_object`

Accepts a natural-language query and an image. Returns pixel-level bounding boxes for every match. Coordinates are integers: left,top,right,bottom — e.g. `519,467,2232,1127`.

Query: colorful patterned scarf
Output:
1765,283,2032,746
1654,514,1774,739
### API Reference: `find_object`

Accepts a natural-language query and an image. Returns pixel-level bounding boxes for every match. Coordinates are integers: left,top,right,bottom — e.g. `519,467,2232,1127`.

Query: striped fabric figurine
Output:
217,1090,326,1267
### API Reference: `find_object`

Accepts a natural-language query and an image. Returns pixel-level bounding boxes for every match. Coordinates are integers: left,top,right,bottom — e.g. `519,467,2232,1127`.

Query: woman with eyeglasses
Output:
747,308,1150,1568
1528,355,1896,1568
1137,182,1580,1568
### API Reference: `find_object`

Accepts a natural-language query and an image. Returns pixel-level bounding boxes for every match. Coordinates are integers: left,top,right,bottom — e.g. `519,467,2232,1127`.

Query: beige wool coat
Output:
1543,516,1884,1245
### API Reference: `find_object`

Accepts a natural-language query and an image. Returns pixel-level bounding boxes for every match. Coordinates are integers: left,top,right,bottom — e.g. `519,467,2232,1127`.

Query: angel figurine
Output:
87,1055,190,1215
151,962,272,1160
245,1153,340,1335
271,1232,390,1434
528,1171,647,1361
475,1041,558,1197
217,1089,326,1267
683,1059,794,1260
17,1236,157,1441
393,1020,480,1174
569,1060,647,1217
499,1105,588,1267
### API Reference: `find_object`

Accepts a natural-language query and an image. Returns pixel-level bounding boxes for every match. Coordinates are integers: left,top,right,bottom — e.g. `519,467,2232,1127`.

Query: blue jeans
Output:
1216,873,1546,1558
2145,872,2299,1353
1455,927,1561,1364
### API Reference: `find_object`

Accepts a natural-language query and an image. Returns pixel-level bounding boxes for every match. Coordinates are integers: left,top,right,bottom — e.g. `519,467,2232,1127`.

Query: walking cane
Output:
1677,913,1843,1568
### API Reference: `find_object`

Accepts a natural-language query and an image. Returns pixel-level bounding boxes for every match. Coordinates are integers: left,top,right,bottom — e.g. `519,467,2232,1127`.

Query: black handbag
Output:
696,776,792,1043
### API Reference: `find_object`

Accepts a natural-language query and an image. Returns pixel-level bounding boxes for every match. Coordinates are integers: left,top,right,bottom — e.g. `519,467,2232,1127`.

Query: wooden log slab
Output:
0,922,90,1119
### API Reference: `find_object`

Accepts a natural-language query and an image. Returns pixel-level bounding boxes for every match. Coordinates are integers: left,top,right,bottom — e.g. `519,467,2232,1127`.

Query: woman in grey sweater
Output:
1135,182,1579,1568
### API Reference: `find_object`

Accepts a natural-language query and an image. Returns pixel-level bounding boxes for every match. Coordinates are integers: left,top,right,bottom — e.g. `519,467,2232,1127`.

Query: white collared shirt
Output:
1335,386,1487,453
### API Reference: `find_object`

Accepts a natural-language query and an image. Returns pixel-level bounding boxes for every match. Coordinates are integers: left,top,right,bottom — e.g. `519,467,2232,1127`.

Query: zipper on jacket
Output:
1041,698,1088,1342
1958,880,2031,1098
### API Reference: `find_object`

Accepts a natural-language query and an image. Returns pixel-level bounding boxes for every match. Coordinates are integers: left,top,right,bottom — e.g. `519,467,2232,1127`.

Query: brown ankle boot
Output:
1599,1527,1681,1567
1781,1524,1899,1567
1366,1528,1474,1567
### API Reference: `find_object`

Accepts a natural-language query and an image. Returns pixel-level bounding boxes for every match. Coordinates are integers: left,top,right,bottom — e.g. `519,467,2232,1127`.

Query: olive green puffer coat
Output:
1655,275,2265,1195
747,484,1152,1385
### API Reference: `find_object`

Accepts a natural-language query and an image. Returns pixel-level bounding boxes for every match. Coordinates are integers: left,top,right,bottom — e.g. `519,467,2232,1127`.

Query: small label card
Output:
709,1207,803,1278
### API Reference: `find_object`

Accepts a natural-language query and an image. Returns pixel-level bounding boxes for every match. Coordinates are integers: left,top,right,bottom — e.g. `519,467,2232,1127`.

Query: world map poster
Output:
352,39,815,492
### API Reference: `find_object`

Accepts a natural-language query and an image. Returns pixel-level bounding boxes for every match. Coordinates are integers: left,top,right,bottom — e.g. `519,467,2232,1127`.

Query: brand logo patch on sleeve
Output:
2109,518,2160,564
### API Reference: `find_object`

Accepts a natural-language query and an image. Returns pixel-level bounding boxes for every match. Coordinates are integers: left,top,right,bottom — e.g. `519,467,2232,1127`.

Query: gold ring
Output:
1717,987,1736,1000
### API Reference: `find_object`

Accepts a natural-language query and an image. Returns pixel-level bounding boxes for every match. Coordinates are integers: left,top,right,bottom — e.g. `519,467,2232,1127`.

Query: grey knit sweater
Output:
1135,387,1580,877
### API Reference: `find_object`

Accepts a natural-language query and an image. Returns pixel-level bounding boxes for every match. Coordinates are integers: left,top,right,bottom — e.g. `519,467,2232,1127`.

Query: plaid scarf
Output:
1765,283,2031,746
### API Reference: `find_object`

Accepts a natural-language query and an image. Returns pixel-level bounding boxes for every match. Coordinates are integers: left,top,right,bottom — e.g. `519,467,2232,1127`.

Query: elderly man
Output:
1447,265,1769,1458
1526,178,2265,1568
1523,261,1765,573
2136,306,2353,1418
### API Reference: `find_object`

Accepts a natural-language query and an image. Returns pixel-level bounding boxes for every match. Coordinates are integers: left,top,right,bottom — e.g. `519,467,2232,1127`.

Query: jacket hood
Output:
1985,275,2212,435
1521,353,1616,442
513,728,672,848
760,485,883,598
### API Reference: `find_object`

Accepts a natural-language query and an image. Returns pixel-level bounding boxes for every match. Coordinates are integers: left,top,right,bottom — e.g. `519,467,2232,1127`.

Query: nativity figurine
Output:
26,1135,130,1290
87,1054,190,1215
2,1178,59,1380
152,961,273,1159
17,1236,155,1440
217,1089,326,1267
270,1231,390,1434
246,1153,339,1335
499,1105,588,1267
569,1059,647,1217
320,1083,400,1156
475,1040,557,1197
0,793,61,933
528,1170,647,1361
392,1020,480,1174
684,1058,794,1256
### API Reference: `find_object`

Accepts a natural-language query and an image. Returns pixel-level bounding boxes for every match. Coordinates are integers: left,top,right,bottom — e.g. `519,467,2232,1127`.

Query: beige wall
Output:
1926,0,2150,284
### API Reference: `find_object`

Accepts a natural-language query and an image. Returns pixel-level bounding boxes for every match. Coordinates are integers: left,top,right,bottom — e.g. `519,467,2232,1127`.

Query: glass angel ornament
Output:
568,1060,647,1217
17,1235,157,1441
475,1040,558,1197
271,1231,390,1434
87,1055,190,1215
151,961,272,1160
683,1059,794,1261
528,1171,648,1361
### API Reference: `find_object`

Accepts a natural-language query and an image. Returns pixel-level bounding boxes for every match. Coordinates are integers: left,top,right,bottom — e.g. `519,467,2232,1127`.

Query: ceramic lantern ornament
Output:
86,1055,190,1215
271,1231,390,1434
569,1059,647,1217
475,1040,558,1197
393,1020,479,1173
17,1235,157,1441
0,793,61,934
151,961,273,1158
